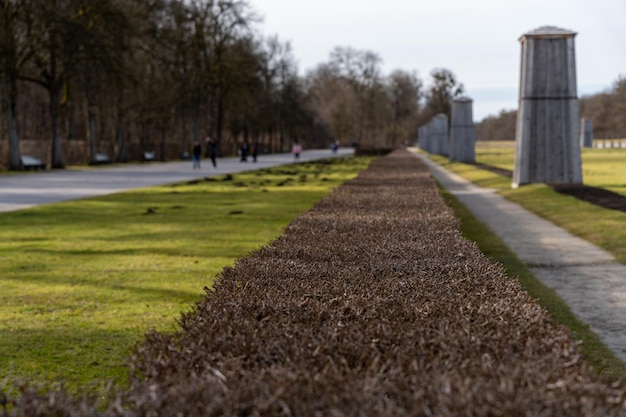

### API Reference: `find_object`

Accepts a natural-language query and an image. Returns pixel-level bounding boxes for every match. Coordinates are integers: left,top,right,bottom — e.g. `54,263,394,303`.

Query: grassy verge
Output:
428,145,626,264
0,156,373,391
440,186,626,379
424,142,626,377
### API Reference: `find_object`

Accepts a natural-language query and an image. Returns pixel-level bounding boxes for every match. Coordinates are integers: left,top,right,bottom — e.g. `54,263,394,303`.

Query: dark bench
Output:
90,153,112,165
21,155,46,170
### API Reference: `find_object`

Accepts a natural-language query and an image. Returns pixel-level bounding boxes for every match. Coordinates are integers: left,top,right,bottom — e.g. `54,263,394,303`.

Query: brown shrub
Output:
3,149,626,416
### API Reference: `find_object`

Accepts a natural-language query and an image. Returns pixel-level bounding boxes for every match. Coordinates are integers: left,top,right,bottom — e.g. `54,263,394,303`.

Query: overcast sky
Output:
248,0,626,121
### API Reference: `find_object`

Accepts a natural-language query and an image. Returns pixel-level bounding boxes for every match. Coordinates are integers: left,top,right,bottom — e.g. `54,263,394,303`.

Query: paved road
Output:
0,148,354,213
411,150,626,363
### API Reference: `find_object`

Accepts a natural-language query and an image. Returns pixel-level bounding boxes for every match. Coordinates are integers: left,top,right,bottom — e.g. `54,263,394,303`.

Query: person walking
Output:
192,141,202,169
292,142,302,160
252,142,259,163
206,136,217,168
240,141,249,162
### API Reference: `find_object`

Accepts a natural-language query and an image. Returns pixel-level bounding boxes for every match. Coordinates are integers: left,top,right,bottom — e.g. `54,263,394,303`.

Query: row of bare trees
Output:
305,48,464,150
0,0,464,170
0,0,293,169
579,77,626,138
476,77,626,141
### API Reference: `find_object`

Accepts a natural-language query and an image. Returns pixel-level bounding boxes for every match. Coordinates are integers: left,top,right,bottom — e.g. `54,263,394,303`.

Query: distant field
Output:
474,140,626,197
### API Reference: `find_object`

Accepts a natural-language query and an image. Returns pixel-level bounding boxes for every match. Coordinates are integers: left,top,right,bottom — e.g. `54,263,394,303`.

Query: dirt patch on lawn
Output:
552,184,626,214
473,162,626,214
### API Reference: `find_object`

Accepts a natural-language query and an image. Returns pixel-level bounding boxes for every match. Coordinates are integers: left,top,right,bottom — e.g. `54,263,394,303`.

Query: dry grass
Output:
3,150,626,416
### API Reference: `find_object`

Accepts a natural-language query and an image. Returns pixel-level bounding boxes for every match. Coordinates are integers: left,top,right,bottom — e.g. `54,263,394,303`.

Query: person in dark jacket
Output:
252,142,259,162
205,136,217,168
240,141,249,162
192,141,202,169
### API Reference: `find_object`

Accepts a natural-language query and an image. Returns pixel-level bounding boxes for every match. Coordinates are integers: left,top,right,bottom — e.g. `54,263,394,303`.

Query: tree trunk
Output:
160,125,166,161
115,96,126,162
192,95,200,145
209,86,217,138
5,70,21,170
2,3,21,170
85,67,98,162
88,105,98,161
268,127,274,154
279,125,285,153
48,17,64,169
216,91,224,150
209,84,218,155
179,105,188,155
50,84,65,168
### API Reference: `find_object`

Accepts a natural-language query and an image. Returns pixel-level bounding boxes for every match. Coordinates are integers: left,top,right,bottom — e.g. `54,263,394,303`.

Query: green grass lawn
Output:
0,156,373,391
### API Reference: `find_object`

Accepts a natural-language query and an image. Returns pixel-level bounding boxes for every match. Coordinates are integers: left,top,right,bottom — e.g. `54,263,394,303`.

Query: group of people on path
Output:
192,136,217,170
191,137,309,169
239,141,259,163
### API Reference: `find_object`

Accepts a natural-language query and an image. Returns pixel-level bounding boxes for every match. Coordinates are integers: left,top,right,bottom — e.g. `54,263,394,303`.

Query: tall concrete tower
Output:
512,26,582,188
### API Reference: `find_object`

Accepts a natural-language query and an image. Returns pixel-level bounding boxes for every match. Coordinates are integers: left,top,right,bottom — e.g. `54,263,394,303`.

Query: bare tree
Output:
0,0,23,169
204,0,257,148
1,0,460,169
423,68,464,120
474,109,517,141
387,70,422,147
76,0,132,163
589,76,626,137
329,46,384,147
13,0,130,168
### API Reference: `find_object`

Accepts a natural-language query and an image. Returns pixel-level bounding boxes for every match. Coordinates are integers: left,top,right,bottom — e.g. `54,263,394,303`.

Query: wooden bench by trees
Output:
90,153,112,165
142,151,156,162
21,155,46,170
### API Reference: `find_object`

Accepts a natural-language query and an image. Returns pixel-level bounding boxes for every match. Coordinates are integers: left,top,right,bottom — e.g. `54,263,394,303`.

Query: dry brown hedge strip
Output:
3,149,626,416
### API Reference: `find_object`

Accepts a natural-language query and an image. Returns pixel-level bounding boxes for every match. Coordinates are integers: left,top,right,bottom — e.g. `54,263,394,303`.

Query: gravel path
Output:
412,150,626,364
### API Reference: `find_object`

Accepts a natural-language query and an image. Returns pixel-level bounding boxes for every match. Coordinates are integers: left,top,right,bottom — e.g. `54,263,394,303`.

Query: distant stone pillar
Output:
449,97,476,163
418,125,429,152
425,121,435,155
422,122,433,154
512,26,582,188
433,114,449,157
580,118,593,148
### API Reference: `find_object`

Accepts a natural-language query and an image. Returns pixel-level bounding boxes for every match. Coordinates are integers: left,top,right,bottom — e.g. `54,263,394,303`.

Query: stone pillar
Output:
449,97,476,163
512,26,582,188
580,118,593,148
423,122,433,155
418,125,429,152
433,114,449,157
426,120,439,155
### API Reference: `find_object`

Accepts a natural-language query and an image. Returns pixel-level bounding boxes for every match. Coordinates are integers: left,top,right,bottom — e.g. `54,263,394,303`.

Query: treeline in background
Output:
476,77,626,141
0,0,466,170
